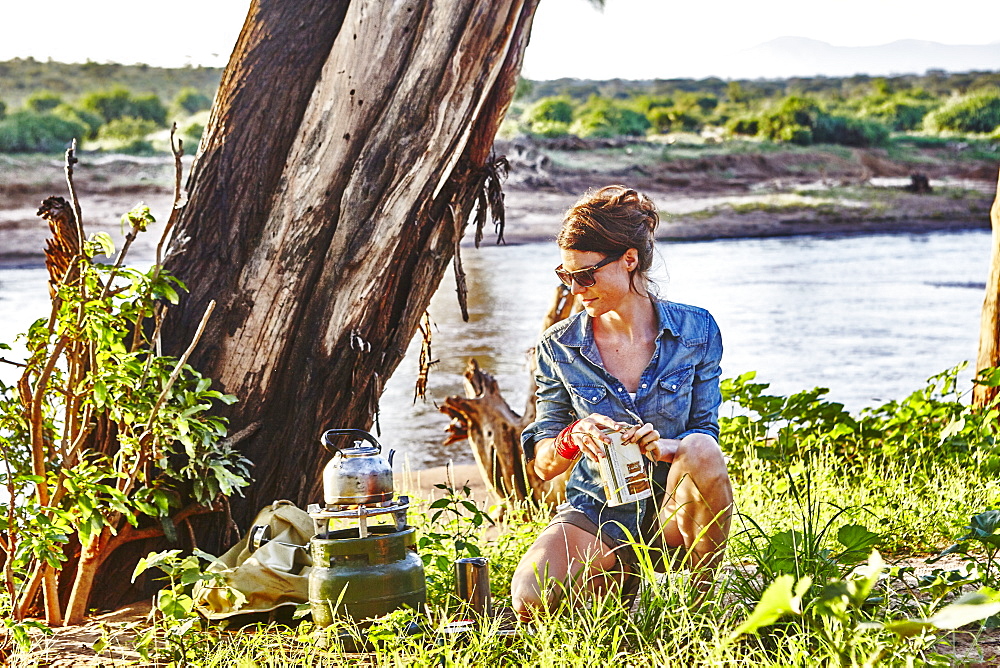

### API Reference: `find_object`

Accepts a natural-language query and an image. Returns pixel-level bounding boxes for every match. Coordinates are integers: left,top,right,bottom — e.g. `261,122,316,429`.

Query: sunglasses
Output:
554,253,623,288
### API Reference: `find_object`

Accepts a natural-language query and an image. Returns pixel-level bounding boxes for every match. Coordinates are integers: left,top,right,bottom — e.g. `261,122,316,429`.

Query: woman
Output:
511,185,733,617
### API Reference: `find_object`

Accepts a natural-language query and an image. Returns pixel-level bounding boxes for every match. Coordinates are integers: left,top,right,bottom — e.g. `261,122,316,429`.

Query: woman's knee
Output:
678,433,727,471
511,559,558,619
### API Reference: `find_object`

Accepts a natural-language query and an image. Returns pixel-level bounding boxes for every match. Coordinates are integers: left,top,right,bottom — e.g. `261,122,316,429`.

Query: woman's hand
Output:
623,422,678,463
567,413,630,462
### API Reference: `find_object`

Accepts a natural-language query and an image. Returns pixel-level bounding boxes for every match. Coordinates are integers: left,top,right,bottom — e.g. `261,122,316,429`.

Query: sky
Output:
1,0,998,79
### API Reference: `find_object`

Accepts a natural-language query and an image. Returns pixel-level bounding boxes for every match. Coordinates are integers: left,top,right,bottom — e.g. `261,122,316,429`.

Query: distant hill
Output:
724,37,1000,79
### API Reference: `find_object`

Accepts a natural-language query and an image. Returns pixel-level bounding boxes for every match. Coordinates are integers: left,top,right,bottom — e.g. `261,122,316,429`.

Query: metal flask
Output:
320,429,395,507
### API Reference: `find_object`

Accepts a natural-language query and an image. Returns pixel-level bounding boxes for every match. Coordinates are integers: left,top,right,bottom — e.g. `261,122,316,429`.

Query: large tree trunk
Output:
157,0,539,548
975,168,1000,407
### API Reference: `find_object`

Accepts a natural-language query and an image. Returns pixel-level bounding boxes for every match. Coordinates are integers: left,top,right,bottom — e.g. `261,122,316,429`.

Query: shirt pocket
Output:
656,366,695,420
569,384,612,418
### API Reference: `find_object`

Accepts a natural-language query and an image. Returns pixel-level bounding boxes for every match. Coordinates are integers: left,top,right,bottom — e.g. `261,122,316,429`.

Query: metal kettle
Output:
320,429,395,506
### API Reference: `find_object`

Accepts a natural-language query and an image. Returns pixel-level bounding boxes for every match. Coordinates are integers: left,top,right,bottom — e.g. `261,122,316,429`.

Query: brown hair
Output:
557,185,659,294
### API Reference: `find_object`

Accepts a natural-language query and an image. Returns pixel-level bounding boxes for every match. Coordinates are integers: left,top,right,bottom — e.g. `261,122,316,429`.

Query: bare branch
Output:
64,140,85,252
155,124,187,272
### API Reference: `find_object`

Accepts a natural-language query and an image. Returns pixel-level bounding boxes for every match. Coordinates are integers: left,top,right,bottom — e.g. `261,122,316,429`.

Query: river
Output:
0,230,991,470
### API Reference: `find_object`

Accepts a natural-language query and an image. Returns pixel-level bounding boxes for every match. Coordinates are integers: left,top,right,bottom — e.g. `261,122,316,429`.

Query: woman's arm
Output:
522,339,623,479
532,411,626,480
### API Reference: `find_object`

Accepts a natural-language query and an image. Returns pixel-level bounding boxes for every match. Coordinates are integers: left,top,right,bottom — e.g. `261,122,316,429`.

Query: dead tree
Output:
975,168,1000,406
441,285,579,504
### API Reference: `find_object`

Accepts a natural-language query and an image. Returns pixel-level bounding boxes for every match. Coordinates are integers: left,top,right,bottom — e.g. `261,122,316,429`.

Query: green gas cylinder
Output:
308,524,425,626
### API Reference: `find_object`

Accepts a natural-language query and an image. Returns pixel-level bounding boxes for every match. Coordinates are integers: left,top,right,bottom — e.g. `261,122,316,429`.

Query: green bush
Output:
0,110,86,152
97,116,159,141
813,115,889,147
523,96,574,135
752,96,887,147
527,120,571,138
925,88,1000,134
80,86,167,125
0,100,5,120
180,119,206,148
24,90,63,113
51,104,103,139
570,96,651,138
172,87,212,116
757,96,820,145
727,116,760,137
859,95,937,131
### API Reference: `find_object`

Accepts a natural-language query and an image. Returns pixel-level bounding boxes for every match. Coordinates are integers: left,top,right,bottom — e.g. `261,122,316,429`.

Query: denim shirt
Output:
521,297,723,546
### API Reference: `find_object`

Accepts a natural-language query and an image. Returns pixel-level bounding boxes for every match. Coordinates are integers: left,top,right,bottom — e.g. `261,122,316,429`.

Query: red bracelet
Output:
555,420,582,459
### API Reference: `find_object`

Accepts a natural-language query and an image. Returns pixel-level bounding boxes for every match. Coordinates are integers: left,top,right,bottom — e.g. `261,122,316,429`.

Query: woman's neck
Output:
593,291,657,342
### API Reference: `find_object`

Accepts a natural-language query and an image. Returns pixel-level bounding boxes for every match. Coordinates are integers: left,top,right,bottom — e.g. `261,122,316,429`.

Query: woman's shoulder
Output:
539,308,587,343
653,298,721,342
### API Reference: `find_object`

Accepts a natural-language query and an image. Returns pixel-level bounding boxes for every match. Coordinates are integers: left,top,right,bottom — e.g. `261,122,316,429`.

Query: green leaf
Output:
193,548,218,563
730,574,811,639
925,589,1000,629
836,524,881,563
428,498,451,509
939,417,966,440
156,589,195,620
87,232,115,257
94,380,109,407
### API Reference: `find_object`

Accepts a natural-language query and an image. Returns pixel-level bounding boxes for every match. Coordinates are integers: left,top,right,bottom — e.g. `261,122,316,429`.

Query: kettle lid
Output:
340,442,380,457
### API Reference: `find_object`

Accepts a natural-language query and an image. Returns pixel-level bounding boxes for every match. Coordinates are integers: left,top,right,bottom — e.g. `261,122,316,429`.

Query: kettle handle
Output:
320,429,382,454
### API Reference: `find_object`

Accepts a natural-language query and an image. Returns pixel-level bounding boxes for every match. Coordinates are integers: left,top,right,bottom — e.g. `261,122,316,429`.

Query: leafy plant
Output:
730,464,881,610
0,144,250,626
931,510,1000,590
413,478,495,607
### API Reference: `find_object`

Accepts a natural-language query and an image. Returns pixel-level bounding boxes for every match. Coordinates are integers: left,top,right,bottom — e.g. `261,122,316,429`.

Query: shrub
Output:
753,96,888,147
925,88,1000,134
97,116,158,142
24,90,63,113
757,96,820,145
0,110,86,152
180,119,206,148
0,100,5,120
172,87,212,116
813,115,889,147
570,96,651,138
523,96,574,135
859,96,937,131
80,86,167,125
527,120,570,138
727,116,760,137
51,104,104,139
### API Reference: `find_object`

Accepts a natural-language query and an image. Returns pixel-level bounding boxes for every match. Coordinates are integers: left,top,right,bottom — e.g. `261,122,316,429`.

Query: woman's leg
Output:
656,432,733,583
510,521,623,620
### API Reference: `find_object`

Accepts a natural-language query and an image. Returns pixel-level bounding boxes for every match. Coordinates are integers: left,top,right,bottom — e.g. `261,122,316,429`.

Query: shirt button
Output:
617,387,623,392
641,384,647,388
671,384,678,390
593,396,599,401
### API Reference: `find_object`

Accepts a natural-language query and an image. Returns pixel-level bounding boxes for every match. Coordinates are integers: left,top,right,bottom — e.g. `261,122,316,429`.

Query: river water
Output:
0,230,991,470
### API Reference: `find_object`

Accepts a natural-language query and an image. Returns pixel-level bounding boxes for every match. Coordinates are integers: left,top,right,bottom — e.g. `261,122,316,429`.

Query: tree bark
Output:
975,167,1000,407
157,0,540,550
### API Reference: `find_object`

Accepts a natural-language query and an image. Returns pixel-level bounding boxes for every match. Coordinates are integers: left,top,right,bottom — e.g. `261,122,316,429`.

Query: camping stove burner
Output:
306,496,410,539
